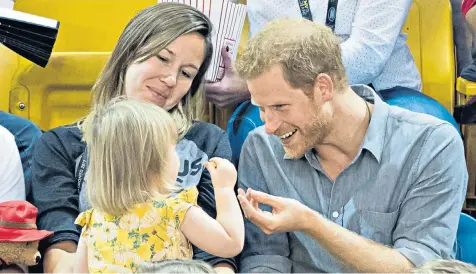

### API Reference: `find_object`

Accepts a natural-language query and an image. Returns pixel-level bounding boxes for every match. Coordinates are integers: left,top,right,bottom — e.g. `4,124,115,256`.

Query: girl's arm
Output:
181,192,244,258
181,158,244,258
30,127,83,273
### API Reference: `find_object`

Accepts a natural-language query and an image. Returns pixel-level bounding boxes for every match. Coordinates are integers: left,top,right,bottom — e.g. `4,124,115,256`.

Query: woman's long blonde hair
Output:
91,3,213,139
82,97,178,215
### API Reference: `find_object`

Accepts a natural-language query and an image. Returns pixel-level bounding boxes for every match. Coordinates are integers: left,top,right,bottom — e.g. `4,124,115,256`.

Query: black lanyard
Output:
297,0,313,21
297,0,339,31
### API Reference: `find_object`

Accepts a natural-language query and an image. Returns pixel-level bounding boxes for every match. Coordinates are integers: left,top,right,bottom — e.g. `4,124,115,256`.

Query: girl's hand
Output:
204,157,237,190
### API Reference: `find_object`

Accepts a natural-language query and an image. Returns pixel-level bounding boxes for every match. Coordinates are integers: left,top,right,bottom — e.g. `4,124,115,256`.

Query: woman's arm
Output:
72,237,89,273
30,127,83,272
44,241,77,273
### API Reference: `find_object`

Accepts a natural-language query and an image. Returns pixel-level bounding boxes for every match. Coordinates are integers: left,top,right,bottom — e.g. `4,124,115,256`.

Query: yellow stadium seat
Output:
0,0,456,130
403,0,455,113
237,0,249,55
456,76,476,213
6,53,110,129
0,0,156,130
456,77,476,105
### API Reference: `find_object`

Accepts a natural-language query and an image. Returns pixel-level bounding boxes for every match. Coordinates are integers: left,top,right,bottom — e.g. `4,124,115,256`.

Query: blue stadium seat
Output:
456,213,476,265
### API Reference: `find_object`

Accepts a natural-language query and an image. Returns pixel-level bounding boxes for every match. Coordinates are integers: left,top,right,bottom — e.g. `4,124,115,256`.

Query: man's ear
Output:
313,73,334,102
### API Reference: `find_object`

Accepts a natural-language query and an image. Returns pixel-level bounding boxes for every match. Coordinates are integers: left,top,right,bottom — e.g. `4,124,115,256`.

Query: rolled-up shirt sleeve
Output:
392,124,468,266
238,135,292,273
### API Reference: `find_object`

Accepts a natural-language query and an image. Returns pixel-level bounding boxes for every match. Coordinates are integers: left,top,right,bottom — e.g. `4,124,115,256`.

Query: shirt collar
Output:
354,85,388,163
283,85,388,163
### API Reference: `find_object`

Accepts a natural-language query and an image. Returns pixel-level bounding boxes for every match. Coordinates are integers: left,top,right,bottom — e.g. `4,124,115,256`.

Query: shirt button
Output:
332,211,339,218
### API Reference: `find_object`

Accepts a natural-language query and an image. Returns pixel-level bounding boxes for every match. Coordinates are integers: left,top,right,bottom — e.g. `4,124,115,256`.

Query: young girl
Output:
73,99,244,273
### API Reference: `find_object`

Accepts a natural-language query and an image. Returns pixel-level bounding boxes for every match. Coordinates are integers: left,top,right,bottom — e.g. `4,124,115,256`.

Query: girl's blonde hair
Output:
81,97,178,215
138,259,216,273
92,3,213,139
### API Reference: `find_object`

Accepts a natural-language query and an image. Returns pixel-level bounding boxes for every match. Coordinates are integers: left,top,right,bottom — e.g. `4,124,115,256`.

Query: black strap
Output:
297,0,313,21
297,0,339,31
325,0,338,31
454,101,476,124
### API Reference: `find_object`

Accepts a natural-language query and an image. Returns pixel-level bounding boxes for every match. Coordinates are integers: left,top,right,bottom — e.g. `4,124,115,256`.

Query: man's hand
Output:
237,188,312,234
238,188,414,272
206,46,250,108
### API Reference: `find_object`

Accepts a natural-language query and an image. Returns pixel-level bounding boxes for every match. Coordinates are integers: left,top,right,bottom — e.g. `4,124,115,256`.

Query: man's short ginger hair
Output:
236,18,348,92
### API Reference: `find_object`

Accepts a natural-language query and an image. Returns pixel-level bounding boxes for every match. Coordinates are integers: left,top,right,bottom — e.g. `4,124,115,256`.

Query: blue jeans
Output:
227,87,460,166
0,111,42,200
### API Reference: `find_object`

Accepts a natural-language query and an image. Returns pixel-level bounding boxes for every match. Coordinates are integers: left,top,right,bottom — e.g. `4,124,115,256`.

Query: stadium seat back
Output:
403,0,455,112
0,0,155,129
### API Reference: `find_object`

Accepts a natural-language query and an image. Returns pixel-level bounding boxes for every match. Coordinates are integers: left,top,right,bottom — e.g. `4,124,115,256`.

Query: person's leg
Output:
227,101,263,166
378,87,460,132
461,2,476,81
452,0,473,76
0,111,43,200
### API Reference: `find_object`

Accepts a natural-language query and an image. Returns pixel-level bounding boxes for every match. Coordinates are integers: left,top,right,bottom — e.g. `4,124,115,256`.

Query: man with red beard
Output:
235,18,468,273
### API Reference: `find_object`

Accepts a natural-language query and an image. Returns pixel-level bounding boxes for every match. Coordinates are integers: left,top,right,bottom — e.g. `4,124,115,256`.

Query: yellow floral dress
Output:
75,187,198,273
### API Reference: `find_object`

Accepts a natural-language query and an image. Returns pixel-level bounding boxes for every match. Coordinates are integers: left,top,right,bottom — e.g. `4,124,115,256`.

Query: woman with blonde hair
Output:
72,99,243,273
30,3,237,273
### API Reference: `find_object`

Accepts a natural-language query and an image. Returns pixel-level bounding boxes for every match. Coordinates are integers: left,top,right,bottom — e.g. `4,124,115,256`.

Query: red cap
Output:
0,200,52,242
462,0,476,17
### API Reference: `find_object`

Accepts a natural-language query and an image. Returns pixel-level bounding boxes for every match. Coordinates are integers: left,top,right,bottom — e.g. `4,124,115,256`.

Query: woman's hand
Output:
205,46,250,108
